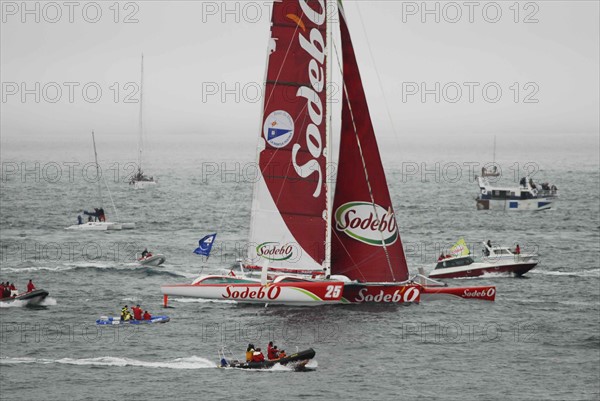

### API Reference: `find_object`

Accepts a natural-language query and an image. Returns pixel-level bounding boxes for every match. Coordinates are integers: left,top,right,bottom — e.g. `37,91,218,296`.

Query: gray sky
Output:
1,1,599,152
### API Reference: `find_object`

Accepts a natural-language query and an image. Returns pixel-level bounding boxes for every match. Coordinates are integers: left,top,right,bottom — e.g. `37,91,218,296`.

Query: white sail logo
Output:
264,110,294,148
335,202,399,246
290,0,326,198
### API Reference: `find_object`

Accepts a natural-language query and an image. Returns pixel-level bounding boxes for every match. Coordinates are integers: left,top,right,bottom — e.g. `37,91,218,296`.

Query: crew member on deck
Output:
514,244,521,255
252,348,265,362
246,344,255,362
267,342,279,360
141,248,149,258
143,310,152,320
26,279,36,293
121,305,132,321
132,304,143,320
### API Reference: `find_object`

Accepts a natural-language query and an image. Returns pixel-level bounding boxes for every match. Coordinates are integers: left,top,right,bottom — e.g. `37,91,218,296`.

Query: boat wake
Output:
0,356,216,369
0,297,56,308
0,300,26,308
1,263,191,278
530,269,600,278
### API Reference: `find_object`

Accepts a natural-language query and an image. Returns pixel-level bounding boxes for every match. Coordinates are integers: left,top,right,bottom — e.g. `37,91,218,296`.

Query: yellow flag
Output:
449,238,470,257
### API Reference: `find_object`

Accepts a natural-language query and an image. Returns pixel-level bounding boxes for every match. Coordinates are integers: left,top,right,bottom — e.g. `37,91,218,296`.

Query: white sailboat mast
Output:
138,54,144,173
91,131,103,206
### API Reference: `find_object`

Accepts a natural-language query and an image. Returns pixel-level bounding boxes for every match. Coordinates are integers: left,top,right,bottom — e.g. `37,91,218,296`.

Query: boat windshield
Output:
435,257,474,269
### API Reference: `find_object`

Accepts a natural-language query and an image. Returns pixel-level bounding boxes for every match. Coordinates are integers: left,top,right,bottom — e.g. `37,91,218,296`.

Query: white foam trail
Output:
1,266,75,273
0,300,26,308
0,356,216,369
530,269,600,278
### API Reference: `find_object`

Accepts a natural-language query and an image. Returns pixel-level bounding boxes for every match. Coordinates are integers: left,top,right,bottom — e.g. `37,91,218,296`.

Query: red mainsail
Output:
248,0,328,271
331,6,409,282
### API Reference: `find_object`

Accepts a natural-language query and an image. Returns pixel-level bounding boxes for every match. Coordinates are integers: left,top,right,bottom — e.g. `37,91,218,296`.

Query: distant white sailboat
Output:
66,132,135,230
130,54,157,189
481,135,500,177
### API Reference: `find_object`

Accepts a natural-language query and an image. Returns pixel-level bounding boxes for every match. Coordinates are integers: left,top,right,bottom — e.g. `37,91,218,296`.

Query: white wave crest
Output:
0,299,27,308
530,269,600,278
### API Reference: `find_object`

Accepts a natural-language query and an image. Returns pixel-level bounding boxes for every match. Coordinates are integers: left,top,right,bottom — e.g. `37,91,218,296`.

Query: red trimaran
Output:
161,0,495,305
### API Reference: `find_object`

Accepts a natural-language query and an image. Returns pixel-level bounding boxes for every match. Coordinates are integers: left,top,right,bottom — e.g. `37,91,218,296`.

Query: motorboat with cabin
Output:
476,175,558,211
429,241,538,279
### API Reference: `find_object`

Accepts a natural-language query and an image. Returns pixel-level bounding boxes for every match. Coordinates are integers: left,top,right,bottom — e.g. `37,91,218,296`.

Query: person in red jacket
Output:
132,305,143,320
26,280,36,293
267,343,279,360
252,348,265,362
143,311,152,320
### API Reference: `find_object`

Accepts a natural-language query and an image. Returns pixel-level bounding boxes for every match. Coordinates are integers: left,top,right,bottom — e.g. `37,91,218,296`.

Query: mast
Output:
91,131,103,206
324,0,334,277
138,53,144,174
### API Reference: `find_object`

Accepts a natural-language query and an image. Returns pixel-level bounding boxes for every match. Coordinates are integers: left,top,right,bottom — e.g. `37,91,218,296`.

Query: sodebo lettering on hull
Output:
222,286,282,300
463,288,496,298
354,287,420,303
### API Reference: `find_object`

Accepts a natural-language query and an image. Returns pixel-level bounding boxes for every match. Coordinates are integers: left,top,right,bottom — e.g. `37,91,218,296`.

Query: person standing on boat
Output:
0,282,5,299
26,279,36,293
9,283,17,297
77,215,83,225
514,244,521,255
132,304,143,320
267,341,274,358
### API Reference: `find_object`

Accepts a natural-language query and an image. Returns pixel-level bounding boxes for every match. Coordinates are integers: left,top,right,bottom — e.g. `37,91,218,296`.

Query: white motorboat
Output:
137,253,166,266
476,175,558,211
429,241,538,279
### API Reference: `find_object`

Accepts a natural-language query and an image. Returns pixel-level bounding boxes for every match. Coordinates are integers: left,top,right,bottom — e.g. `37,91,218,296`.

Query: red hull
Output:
341,284,421,304
430,263,537,279
420,285,496,301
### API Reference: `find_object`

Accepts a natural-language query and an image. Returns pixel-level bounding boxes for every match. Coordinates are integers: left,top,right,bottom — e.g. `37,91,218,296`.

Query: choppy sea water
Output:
1,134,599,400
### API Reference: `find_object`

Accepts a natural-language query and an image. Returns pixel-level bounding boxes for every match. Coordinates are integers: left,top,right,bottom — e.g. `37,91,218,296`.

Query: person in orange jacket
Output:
143,310,152,320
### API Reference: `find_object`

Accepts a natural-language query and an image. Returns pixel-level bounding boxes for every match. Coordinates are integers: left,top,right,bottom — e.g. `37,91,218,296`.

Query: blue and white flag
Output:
194,233,217,257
